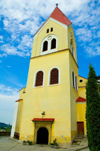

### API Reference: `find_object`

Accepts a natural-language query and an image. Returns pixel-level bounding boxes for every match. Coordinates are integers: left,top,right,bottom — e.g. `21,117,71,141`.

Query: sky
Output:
0,0,100,124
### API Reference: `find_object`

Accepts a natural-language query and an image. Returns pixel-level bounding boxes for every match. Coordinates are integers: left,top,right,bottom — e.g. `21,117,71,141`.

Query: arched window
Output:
51,38,56,49
41,35,57,55
43,41,48,52
35,71,43,87
50,68,59,85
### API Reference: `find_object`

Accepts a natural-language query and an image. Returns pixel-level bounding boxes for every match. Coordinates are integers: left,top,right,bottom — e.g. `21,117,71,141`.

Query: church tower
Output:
12,4,79,146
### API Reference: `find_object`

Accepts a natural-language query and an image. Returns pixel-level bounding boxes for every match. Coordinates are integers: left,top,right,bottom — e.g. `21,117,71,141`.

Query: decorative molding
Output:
31,48,79,68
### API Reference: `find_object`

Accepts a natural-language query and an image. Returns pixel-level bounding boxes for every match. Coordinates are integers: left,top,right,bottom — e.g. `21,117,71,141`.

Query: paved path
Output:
0,136,89,151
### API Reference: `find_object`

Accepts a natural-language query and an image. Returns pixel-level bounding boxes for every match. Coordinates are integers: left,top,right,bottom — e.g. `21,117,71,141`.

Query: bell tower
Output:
13,5,79,146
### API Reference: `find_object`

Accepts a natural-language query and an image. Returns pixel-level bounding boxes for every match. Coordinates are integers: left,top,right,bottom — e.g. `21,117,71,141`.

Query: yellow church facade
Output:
11,5,87,146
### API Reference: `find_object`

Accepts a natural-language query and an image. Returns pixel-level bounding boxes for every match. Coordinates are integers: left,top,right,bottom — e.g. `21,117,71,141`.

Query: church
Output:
11,4,87,147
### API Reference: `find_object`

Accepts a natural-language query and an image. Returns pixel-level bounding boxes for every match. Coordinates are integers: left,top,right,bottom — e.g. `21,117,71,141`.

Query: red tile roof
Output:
76,97,86,102
16,99,23,102
50,5,72,26
34,5,71,37
32,118,55,122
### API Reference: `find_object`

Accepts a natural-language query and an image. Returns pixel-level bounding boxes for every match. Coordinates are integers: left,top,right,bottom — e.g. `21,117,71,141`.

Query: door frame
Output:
77,122,84,135
34,121,52,144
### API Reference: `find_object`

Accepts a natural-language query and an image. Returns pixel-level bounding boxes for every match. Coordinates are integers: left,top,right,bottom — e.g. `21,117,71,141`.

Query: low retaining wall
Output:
0,132,11,136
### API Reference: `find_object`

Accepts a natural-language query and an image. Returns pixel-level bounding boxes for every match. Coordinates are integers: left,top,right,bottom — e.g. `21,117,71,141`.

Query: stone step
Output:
74,138,82,142
72,134,84,145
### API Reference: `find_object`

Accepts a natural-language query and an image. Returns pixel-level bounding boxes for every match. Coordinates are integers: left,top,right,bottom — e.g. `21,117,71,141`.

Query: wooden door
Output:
77,122,84,135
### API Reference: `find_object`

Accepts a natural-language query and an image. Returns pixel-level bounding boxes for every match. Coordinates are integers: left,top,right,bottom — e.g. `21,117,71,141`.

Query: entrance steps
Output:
72,134,84,145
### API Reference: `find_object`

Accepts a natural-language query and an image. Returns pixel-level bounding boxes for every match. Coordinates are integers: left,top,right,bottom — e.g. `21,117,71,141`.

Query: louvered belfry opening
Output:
51,38,56,49
43,41,48,52
35,71,43,86
50,68,58,84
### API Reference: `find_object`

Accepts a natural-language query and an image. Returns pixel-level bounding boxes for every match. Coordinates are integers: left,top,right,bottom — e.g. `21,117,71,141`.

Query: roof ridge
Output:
50,6,72,26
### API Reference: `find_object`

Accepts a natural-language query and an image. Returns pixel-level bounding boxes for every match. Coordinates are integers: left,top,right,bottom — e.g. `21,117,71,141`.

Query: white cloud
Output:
3,19,9,27
1,43,31,57
0,0,100,57
86,46,100,57
0,53,7,58
17,35,33,52
76,28,92,42
0,84,19,124
0,84,19,95
0,36,3,43
7,66,11,68
0,36,3,40
1,44,17,55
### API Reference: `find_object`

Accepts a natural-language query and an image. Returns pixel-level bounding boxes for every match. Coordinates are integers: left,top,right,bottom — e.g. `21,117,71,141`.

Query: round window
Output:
80,79,83,83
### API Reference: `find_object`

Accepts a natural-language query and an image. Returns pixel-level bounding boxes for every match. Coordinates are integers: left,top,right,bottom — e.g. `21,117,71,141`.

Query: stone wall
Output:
0,132,10,136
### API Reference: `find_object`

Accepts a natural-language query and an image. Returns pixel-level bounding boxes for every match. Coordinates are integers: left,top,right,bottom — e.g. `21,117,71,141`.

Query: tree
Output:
86,64,100,151
5,126,11,132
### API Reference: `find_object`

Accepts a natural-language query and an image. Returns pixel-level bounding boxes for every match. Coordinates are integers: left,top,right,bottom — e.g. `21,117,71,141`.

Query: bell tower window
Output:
47,29,49,33
43,41,48,52
51,27,53,32
51,38,56,49
41,35,57,55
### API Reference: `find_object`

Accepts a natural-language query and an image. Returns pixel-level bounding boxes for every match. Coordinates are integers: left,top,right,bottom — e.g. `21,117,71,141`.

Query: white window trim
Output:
40,34,58,55
33,69,45,88
48,66,60,86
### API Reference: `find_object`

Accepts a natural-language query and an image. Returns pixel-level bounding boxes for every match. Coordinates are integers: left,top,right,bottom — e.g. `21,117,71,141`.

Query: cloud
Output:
76,28,92,42
0,36,3,43
1,43,31,57
7,65,11,68
0,36,3,40
17,35,33,52
0,84,19,124
86,46,100,57
0,84,19,95
0,0,100,57
0,53,7,58
1,44,18,55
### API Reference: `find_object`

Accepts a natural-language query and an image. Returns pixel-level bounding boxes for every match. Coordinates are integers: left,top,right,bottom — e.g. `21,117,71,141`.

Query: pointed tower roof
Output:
50,4,72,26
34,4,72,37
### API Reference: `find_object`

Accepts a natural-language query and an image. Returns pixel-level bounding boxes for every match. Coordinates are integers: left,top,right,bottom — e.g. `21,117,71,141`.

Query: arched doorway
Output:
37,127,48,144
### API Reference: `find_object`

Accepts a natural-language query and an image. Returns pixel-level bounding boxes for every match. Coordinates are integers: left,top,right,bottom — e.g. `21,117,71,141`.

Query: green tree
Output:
86,64,100,151
5,126,11,132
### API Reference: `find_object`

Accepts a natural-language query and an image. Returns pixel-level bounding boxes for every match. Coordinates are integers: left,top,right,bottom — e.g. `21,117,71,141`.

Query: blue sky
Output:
0,0,100,124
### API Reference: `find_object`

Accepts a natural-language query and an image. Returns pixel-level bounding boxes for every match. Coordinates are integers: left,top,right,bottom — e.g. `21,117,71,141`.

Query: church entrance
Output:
32,118,54,144
37,127,48,144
